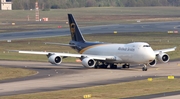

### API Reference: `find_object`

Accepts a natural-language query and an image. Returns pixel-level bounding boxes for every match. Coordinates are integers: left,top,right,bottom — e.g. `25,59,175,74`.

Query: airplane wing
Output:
154,47,176,55
44,42,76,47
10,50,118,61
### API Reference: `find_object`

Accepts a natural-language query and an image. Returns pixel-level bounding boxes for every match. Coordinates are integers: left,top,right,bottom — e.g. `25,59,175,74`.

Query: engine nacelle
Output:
48,54,62,65
148,59,157,67
82,58,96,68
157,53,169,63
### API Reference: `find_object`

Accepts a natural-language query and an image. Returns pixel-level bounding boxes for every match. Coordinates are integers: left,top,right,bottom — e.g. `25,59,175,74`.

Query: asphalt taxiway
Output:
0,21,180,41
0,60,180,98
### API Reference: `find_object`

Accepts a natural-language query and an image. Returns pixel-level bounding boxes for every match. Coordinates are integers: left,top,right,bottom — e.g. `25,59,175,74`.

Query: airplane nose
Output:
143,48,155,62
149,50,155,60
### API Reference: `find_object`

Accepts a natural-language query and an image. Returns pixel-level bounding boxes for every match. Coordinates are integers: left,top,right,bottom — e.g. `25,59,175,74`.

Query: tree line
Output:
12,0,180,10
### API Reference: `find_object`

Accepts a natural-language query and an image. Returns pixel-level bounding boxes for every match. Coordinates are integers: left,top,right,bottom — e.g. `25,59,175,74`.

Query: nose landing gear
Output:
142,64,148,71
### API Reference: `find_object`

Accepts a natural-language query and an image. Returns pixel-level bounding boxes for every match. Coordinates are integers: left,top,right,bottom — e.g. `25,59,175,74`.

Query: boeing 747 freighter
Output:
12,14,176,71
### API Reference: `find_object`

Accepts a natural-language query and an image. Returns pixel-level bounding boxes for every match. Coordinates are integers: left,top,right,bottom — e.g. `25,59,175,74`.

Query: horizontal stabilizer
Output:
44,42,76,47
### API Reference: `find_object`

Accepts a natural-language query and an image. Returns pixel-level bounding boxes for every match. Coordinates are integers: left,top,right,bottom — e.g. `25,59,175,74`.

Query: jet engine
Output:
157,53,169,63
48,54,62,65
148,59,157,67
82,58,96,68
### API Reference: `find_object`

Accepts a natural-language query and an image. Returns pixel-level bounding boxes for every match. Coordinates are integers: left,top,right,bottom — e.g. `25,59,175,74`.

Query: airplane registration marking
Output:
118,47,135,51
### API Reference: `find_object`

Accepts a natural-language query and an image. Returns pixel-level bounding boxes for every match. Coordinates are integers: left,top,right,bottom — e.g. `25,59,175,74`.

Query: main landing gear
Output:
122,64,130,68
110,64,117,69
95,61,109,69
142,64,148,71
95,61,117,69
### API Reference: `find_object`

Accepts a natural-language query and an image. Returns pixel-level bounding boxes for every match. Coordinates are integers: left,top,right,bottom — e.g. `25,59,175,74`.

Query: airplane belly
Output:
129,52,150,64
117,50,144,63
118,54,132,62
130,55,143,63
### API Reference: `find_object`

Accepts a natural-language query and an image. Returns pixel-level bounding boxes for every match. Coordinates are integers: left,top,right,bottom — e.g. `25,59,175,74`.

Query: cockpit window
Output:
143,45,150,47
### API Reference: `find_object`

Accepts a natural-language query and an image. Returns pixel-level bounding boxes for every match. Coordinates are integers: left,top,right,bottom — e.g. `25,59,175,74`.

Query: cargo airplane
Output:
12,14,176,71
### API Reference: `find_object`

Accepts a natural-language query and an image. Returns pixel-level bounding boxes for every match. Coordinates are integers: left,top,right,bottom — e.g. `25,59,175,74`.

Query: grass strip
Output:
0,66,36,80
0,77,180,99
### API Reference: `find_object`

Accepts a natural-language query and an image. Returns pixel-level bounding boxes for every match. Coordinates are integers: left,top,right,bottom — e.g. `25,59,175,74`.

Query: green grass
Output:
0,66,36,80
1,7,180,33
0,77,180,99
1,32,179,62
1,7,180,21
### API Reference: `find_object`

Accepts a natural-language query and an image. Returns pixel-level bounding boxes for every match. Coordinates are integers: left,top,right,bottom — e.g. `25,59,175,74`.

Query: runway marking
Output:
83,94,92,99
168,76,174,79
148,78,153,81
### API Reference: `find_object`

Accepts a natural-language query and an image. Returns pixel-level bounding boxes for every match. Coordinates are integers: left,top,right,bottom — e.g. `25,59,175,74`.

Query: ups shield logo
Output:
70,23,75,34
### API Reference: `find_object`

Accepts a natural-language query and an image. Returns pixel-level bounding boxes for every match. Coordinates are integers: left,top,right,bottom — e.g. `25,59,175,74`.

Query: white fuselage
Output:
82,42,155,64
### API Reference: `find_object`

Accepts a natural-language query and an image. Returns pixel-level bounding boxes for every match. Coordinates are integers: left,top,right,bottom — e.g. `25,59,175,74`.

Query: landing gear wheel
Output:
122,64,130,68
142,66,147,71
99,65,107,69
127,65,130,68
101,62,109,69
94,65,100,69
110,64,117,69
96,61,109,69
122,65,126,68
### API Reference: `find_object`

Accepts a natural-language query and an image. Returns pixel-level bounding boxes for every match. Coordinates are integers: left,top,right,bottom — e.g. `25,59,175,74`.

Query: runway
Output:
0,21,180,98
0,21,180,41
0,60,180,98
